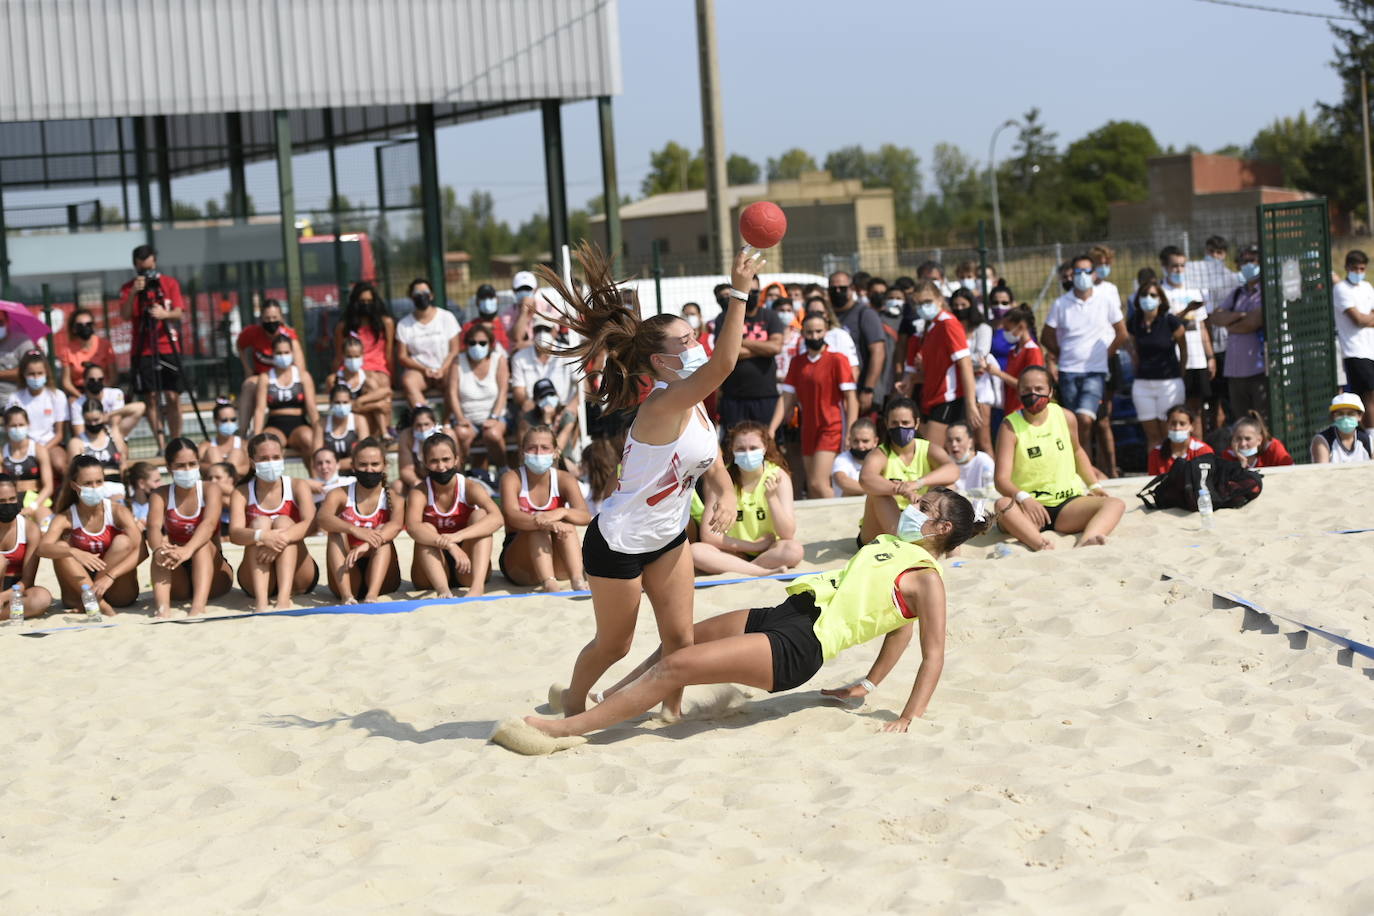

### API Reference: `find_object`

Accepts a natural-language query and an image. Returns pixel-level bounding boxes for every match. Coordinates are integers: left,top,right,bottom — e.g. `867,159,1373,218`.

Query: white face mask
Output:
254,459,285,483
666,344,708,380
897,504,934,542
172,468,200,489
685,314,701,329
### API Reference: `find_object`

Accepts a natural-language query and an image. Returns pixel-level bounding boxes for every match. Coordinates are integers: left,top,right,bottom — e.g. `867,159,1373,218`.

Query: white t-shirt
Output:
6,386,69,445
830,449,864,492
1334,278,1374,361
510,347,579,404
73,388,127,422
953,451,995,495
1045,289,1123,374
396,309,461,371
1187,256,1241,353
1163,283,1208,371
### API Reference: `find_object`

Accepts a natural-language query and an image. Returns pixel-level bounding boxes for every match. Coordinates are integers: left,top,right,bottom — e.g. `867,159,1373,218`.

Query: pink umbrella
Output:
0,300,54,345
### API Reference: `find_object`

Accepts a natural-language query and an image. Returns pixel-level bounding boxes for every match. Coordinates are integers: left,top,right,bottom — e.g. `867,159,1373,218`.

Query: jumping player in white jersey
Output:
539,243,759,720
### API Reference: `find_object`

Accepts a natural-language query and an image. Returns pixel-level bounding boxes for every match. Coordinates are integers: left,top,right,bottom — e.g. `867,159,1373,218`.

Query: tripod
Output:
135,284,208,449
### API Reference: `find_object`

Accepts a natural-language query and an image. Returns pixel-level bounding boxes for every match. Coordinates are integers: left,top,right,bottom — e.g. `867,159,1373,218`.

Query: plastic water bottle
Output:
1196,465,1215,531
81,583,101,621
7,584,21,624
993,543,1014,559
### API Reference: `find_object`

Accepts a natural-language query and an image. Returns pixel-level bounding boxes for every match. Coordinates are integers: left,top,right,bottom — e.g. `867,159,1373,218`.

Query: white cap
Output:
512,270,538,291
1330,392,1365,414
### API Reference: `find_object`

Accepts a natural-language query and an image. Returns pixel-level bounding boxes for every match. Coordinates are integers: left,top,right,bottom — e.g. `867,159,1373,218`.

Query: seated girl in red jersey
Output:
39,455,143,614
1147,404,1214,476
406,432,503,598
0,473,53,619
1221,410,1294,469
229,433,319,612
147,438,233,618
498,425,591,591
318,438,403,604
987,307,1045,416
769,312,858,498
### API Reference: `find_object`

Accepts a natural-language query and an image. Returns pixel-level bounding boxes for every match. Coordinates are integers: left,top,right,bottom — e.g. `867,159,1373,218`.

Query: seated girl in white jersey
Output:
993,366,1125,551
689,421,803,576
829,419,878,497
318,438,403,604
498,425,591,591
0,473,54,620
252,334,320,460
492,488,988,754
39,455,143,614
71,399,127,501
944,421,995,495
199,399,250,480
146,437,233,618
228,433,319,612
336,332,392,444
406,431,503,598
314,383,369,473
858,397,960,545
537,243,751,722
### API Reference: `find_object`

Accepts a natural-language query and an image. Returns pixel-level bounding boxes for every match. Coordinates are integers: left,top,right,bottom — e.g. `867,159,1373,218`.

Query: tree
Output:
170,200,203,221
820,143,924,238
642,141,704,195
1249,112,1324,190
726,153,761,185
1311,1,1374,222
1061,121,1161,235
766,147,817,181
823,145,870,181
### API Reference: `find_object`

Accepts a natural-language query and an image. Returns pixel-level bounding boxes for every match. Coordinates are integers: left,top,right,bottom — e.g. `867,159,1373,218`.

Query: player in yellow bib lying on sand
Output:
492,487,988,755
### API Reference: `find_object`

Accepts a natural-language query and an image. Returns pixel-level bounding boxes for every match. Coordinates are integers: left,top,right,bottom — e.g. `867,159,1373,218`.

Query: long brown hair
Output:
538,242,679,412
725,421,789,488
583,434,624,502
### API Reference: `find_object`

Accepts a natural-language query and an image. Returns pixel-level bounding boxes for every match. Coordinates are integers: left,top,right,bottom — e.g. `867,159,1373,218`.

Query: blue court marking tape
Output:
18,570,811,636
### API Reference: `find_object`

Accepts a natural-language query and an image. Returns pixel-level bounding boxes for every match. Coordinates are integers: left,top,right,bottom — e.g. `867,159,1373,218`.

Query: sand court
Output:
4,464,1374,911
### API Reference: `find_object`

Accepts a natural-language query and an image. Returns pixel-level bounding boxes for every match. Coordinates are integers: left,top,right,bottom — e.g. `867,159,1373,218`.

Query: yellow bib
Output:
1006,407,1085,507
688,463,781,547
880,440,931,511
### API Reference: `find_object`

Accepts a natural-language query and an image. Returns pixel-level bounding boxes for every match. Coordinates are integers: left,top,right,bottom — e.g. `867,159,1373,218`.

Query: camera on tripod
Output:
140,268,162,288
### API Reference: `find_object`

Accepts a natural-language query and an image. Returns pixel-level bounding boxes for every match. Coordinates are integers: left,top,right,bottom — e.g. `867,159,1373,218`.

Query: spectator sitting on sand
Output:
1147,405,1213,475
1221,411,1294,469
830,419,878,497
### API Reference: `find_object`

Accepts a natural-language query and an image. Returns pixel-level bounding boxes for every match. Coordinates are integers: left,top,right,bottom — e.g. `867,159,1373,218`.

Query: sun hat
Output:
1330,392,1364,414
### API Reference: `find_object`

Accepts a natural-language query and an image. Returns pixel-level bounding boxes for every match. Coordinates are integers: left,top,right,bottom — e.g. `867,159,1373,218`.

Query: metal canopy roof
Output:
0,0,620,189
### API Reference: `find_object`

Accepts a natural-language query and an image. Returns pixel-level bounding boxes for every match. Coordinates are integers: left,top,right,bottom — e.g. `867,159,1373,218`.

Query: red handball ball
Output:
739,201,787,249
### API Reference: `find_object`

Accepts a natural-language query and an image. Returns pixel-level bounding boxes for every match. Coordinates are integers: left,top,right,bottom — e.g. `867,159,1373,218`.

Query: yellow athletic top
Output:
1006,407,1085,508
788,534,943,660
879,440,931,511
689,463,781,546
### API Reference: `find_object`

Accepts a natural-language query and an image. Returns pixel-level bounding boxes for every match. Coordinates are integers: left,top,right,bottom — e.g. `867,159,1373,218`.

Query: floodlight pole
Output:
988,118,1019,274
696,0,731,274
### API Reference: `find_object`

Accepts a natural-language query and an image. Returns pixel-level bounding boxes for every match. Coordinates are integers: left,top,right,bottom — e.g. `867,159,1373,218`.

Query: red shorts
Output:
802,422,844,456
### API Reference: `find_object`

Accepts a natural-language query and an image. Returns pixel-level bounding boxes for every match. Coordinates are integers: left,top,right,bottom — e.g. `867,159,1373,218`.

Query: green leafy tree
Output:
1061,121,1161,235
726,153,761,185
642,141,704,195
1249,112,1325,190
766,147,817,180
823,145,870,181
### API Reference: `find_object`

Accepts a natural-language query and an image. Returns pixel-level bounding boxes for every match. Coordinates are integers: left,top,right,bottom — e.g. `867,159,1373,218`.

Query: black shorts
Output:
1183,368,1212,400
746,591,824,693
581,515,688,580
132,351,181,394
266,413,308,438
1037,496,1080,532
1345,357,1374,395
924,399,966,425
718,396,780,439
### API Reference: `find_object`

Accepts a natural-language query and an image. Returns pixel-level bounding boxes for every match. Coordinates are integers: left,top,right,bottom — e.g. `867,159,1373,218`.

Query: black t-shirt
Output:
712,306,785,399
1129,310,1183,379
837,303,887,391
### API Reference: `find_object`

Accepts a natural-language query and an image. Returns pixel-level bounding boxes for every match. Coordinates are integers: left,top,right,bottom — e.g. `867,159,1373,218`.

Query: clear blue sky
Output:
5,0,1351,227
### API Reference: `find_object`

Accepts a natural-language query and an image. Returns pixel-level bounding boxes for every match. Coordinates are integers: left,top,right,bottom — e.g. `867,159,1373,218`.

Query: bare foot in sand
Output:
1078,534,1108,547
535,577,560,593
570,577,589,591
273,599,294,611
342,597,358,606
1034,538,1055,551
154,605,173,619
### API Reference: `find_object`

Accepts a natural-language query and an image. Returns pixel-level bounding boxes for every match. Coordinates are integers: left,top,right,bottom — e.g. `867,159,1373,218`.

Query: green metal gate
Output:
1258,199,1335,462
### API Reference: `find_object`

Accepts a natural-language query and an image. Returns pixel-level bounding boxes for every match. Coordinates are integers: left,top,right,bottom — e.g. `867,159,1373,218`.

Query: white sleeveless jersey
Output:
597,382,718,553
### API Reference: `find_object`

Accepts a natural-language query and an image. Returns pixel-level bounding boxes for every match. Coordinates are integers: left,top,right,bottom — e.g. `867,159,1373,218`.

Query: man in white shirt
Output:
1160,245,1216,424
1041,253,1127,445
510,320,580,414
1334,249,1374,426
1089,244,1122,312
395,278,461,417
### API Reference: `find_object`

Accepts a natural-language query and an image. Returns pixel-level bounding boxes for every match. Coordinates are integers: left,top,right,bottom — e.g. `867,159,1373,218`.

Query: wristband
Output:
727,289,748,301
254,529,263,543
1014,490,1032,503
1089,482,1106,492
860,678,876,693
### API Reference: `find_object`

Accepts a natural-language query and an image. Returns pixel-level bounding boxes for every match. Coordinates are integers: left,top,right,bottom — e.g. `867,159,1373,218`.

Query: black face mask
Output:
1061,278,1073,292
262,319,282,335
1021,391,1051,412
85,378,104,395
716,294,731,309
428,467,458,485
72,324,95,340
84,422,105,435
804,337,825,352
0,503,18,524
849,447,871,462
828,286,850,309
745,290,760,313
412,292,432,311
354,470,386,490
889,426,918,447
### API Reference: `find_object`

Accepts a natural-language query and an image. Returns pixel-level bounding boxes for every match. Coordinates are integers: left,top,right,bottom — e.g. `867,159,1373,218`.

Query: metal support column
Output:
117,117,131,229
154,115,173,226
541,99,569,264
273,110,306,342
695,0,731,274
132,117,154,244
597,96,622,272
415,104,447,306
0,177,9,296
226,113,248,226
323,109,347,308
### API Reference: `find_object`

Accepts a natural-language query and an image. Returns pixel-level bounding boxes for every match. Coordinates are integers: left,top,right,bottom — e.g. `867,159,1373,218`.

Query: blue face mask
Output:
6,426,27,443
538,395,560,411
1350,271,1366,285
1167,271,1185,286
732,449,765,472
917,302,940,321
889,426,917,447
1095,265,1111,280
1237,446,1259,459
478,297,499,316
467,343,490,362
172,468,200,489
254,459,285,482
331,403,351,419
667,344,709,380
1240,262,1260,283
217,420,237,438
897,505,933,542
523,452,555,474
1167,429,1190,443
1073,271,1095,292
1139,296,1160,313
78,486,105,507
272,353,293,370
1334,415,1361,434
24,376,44,391
344,356,364,373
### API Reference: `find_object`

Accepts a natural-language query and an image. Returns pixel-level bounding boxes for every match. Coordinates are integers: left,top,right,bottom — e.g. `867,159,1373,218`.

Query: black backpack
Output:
1136,453,1262,512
